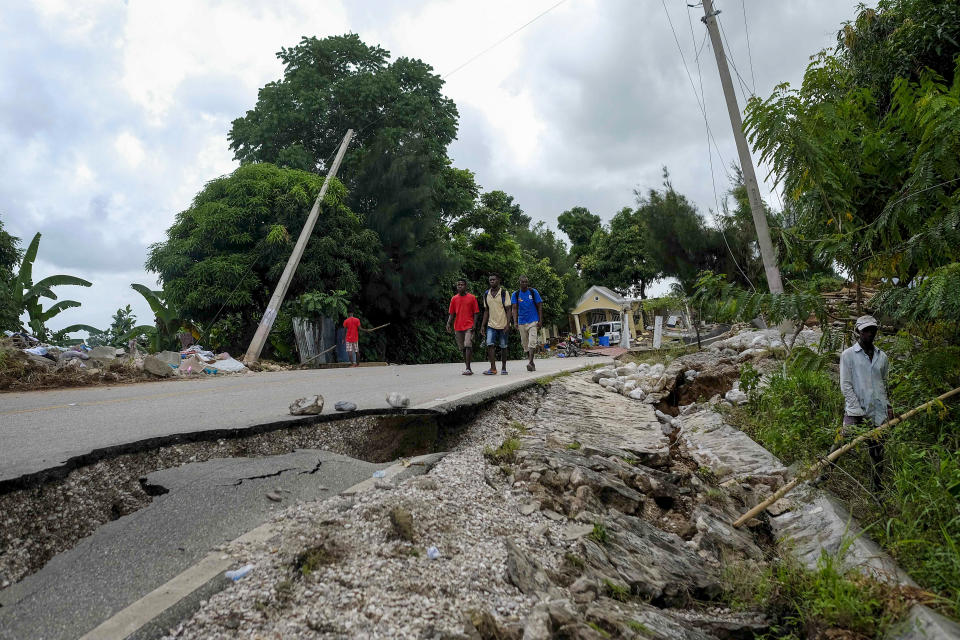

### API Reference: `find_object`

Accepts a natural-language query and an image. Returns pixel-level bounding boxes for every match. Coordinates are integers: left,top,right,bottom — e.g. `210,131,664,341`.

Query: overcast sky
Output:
1,0,864,334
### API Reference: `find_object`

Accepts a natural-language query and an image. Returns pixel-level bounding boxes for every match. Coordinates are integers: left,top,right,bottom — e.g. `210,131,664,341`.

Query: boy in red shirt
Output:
343,311,364,367
446,278,480,375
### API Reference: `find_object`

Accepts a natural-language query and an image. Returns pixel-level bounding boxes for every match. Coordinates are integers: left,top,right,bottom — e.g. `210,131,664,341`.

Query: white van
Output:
590,321,621,344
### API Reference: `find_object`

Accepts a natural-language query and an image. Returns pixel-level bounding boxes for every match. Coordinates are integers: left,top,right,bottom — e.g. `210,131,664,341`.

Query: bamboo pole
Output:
732,386,960,528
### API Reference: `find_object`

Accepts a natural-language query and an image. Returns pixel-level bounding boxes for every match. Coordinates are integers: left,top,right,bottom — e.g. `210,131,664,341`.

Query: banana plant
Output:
10,232,92,338
125,284,192,353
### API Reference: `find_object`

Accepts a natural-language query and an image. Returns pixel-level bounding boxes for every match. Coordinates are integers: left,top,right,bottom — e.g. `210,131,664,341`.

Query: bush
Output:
733,336,960,619
736,366,843,464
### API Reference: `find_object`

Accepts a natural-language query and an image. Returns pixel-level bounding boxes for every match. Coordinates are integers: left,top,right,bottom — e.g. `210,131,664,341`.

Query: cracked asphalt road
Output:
0,449,385,640
0,357,607,484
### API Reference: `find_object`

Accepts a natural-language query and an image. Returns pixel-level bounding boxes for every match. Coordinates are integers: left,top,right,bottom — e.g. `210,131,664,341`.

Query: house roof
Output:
575,285,628,308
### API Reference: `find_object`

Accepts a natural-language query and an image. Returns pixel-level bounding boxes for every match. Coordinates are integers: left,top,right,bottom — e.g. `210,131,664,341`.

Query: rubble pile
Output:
166,375,778,640
590,327,821,414
1,332,250,391
821,286,877,328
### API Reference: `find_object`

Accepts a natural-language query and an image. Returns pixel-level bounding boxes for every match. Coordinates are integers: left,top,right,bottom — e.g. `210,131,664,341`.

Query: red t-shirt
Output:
343,317,361,343
448,293,480,332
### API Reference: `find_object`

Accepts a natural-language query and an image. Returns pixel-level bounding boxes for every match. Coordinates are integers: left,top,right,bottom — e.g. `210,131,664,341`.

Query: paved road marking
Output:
77,455,423,640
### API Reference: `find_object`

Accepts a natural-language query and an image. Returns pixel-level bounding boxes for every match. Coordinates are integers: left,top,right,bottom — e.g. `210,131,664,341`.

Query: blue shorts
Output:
486,327,508,349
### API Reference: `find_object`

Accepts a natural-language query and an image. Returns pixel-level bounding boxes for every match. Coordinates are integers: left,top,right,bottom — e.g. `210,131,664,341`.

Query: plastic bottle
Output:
427,546,440,560
372,470,386,479
225,564,254,581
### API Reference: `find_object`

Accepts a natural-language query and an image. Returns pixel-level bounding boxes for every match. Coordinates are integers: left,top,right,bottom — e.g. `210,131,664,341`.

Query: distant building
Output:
568,285,637,341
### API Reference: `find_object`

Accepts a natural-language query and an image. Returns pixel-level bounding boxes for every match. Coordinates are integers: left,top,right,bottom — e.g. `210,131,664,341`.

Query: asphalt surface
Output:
0,449,390,640
0,356,607,484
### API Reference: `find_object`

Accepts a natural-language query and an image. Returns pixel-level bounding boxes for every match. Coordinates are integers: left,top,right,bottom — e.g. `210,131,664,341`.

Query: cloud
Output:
1,0,864,333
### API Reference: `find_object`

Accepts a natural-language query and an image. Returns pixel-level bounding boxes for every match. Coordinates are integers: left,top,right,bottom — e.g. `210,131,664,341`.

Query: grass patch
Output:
589,522,609,545
566,440,582,450
603,578,631,602
535,370,573,387
293,541,340,577
704,487,727,506
730,337,960,619
720,551,914,637
586,621,611,638
482,437,521,464
564,553,585,569
626,620,653,636
509,420,529,434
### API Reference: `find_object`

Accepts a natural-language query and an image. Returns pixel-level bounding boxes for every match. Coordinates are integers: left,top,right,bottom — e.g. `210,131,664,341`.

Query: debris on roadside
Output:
386,392,410,409
289,395,324,415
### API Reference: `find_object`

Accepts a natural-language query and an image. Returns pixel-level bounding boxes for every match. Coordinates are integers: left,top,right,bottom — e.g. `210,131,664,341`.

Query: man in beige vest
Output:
480,273,512,375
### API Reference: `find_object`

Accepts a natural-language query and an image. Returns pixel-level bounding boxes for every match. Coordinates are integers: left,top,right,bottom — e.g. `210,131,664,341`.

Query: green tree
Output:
88,305,137,348
228,34,458,187
580,206,659,299
356,140,459,320
557,206,601,265
635,169,722,291
6,232,94,339
744,0,960,319
0,215,22,331
146,163,381,355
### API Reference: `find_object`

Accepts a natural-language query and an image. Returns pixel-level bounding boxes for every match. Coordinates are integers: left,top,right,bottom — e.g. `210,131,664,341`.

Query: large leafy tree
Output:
228,34,458,189
635,169,723,291
580,207,659,299
557,206,601,266
356,139,459,320
744,0,960,317
0,215,22,331
146,163,381,352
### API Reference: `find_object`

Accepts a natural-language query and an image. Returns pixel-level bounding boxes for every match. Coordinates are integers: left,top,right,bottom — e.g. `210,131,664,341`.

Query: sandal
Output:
501,370,509,375
462,370,473,376
483,369,497,375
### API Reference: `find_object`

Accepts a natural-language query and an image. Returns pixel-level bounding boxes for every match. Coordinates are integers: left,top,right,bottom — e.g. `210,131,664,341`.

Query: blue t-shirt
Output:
511,288,543,325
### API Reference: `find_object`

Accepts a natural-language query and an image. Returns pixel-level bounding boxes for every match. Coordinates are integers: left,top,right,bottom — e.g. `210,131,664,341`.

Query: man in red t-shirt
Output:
446,278,480,375
343,311,364,367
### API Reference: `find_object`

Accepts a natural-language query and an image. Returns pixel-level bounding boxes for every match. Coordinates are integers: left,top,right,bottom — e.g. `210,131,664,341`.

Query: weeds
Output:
626,620,653,636
586,621,611,638
589,522,609,545
603,578,630,602
730,337,960,618
566,441,582,450
294,541,339,577
564,553,585,569
482,437,521,464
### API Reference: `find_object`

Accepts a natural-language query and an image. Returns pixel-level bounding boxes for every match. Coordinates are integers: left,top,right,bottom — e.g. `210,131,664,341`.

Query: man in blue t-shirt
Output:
511,275,544,371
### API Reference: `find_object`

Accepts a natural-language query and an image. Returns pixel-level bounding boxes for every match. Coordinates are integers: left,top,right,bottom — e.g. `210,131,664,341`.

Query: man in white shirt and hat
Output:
837,314,893,490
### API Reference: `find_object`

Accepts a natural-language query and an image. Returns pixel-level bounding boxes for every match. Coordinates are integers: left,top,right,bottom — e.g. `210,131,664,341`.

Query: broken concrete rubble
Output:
289,395,324,415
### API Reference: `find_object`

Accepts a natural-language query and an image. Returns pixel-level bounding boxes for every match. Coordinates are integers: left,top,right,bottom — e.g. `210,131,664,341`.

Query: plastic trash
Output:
372,470,386,479
225,564,254,581
427,546,440,560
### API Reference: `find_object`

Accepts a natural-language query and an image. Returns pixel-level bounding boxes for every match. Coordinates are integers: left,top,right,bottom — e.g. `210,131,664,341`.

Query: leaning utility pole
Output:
701,0,783,294
243,129,354,364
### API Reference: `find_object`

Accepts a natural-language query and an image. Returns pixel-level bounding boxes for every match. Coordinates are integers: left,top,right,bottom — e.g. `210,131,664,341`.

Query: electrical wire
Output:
682,1,755,290
442,0,568,79
741,0,757,93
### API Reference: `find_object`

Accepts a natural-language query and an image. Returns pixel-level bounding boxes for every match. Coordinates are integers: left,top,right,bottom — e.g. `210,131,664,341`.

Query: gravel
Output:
162,390,573,639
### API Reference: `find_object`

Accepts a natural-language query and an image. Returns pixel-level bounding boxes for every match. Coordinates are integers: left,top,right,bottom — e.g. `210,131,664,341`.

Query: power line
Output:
741,0,757,92
683,2,755,290
442,0,568,79
661,0,752,288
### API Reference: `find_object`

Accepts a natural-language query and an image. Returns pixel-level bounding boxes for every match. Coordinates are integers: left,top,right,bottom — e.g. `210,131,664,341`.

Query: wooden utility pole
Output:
243,129,354,364
701,0,783,294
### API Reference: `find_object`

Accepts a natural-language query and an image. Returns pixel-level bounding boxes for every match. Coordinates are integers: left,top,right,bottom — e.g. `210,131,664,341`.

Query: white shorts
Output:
519,323,539,351
345,341,359,353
